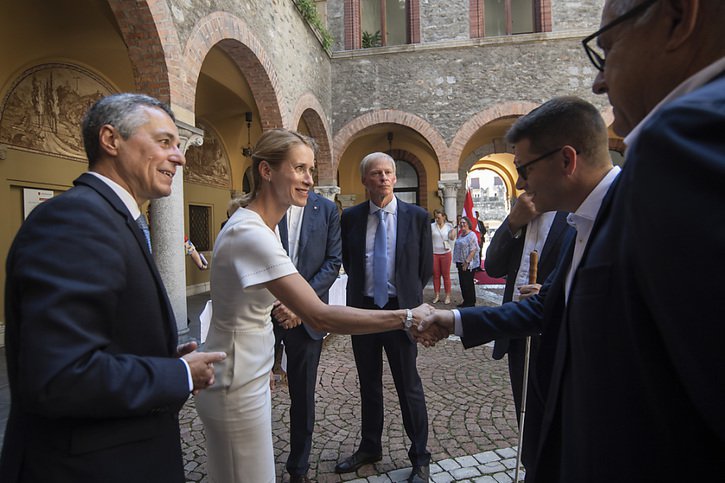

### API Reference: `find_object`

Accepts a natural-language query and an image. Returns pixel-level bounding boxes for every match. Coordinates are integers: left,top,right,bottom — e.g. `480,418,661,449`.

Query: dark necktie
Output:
373,209,389,308
136,214,152,254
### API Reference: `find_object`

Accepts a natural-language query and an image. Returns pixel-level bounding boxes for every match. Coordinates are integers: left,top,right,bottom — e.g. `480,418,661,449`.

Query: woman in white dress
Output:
195,129,429,483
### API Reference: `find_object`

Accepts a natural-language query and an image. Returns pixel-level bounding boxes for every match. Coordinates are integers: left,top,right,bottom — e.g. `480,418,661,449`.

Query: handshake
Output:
406,304,456,347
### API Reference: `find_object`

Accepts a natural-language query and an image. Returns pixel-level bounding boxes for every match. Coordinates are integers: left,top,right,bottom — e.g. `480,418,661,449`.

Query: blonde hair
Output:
239,128,317,206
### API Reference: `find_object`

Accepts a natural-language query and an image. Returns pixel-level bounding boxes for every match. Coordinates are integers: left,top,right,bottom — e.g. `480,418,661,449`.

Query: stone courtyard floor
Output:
180,283,523,482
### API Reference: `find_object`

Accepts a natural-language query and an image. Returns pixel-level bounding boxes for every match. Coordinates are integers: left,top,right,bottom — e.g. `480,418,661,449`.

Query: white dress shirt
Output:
512,211,556,300
286,204,305,267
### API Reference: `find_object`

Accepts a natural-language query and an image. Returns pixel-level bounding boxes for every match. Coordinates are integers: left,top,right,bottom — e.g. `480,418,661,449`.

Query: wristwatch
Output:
404,309,414,329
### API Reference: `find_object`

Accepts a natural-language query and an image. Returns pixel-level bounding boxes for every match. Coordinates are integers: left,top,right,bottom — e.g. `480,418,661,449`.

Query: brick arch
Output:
107,0,178,103
447,101,539,173
333,110,447,172
181,12,285,129
389,149,428,208
292,93,333,185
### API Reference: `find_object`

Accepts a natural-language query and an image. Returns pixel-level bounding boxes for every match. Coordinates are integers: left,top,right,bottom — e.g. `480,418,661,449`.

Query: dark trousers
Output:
279,324,324,477
456,263,476,306
350,297,431,467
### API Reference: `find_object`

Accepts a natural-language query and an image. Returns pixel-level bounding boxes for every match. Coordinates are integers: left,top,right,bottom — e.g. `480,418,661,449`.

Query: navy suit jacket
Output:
485,212,572,359
278,191,342,339
0,173,190,483
532,74,725,483
341,197,433,309
460,74,725,482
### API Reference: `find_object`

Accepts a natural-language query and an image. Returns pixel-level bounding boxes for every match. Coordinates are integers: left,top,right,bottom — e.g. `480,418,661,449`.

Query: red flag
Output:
461,189,481,243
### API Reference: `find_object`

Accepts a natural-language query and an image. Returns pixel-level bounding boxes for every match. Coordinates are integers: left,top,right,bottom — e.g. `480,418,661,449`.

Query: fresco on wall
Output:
184,121,231,189
0,64,114,161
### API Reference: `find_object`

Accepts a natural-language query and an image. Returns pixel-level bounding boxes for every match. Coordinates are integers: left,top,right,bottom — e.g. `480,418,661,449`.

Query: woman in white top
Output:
430,209,455,304
195,129,428,483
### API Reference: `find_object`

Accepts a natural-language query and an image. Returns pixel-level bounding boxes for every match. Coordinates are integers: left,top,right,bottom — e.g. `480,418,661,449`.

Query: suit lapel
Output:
75,173,178,349
394,197,408,264
298,193,318,257
278,213,290,254
539,212,569,265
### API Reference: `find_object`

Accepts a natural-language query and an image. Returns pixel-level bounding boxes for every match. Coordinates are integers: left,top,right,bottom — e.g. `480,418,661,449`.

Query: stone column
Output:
438,179,461,222
150,120,203,337
314,185,340,202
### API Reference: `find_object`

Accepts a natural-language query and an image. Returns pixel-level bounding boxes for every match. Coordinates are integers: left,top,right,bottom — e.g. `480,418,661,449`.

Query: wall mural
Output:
0,64,114,161
184,121,231,189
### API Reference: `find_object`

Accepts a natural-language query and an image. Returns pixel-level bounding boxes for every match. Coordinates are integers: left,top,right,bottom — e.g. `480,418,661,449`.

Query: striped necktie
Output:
373,209,389,308
135,214,152,253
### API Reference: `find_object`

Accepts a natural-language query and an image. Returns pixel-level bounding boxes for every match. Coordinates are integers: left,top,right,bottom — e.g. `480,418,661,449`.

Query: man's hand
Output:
508,192,539,233
413,309,455,347
517,283,542,300
183,350,227,395
175,340,198,358
272,301,302,329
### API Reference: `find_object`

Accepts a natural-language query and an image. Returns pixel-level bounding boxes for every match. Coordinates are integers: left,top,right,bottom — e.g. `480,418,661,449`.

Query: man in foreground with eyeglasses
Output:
423,1,725,481
415,95,617,479
576,0,724,480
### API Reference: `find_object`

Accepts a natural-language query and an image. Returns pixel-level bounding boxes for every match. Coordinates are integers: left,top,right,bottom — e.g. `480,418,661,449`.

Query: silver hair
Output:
82,93,175,166
359,152,395,178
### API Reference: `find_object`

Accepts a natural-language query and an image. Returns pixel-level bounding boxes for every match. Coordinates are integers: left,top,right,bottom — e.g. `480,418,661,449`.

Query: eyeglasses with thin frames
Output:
515,147,562,180
582,0,658,72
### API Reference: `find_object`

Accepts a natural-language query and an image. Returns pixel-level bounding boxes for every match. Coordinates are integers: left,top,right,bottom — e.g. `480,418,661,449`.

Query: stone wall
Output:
331,35,609,141
168,0,332,125
552,0,605,31
420,0,470,43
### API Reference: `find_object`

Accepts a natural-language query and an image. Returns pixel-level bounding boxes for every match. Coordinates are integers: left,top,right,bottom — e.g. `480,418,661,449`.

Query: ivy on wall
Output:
294,0,334,51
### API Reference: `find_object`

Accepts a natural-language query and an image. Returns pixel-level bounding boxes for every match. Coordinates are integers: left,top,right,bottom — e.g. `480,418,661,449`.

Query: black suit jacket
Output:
278,191,342,339
0,173,190,482
341,197,432,309
532,74,725,483
485,212,572,359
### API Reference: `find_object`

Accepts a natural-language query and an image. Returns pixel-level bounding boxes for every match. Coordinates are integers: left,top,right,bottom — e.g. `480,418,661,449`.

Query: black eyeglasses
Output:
582,0,658,72
515,147,562,180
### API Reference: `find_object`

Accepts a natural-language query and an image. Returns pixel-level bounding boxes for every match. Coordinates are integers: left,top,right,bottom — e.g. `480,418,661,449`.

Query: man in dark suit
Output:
274,190,342,483
336,152,433,483
527,1,725,481
484,196,572,471
415,96,618,481
0,93,225,482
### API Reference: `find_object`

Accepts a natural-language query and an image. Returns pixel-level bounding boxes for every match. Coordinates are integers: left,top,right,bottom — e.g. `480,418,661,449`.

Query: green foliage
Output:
362,30,382,48
294,0,334,51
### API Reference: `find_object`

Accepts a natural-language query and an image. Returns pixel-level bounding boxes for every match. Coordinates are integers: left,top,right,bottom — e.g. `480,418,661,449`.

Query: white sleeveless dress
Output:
196,208,297,483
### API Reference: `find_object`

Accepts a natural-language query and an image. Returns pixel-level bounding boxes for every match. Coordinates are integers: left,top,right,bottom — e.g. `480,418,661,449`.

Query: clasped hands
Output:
406,304,456,348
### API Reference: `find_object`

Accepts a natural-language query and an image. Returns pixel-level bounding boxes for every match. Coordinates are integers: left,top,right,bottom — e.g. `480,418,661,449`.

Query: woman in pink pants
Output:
431,209,455,304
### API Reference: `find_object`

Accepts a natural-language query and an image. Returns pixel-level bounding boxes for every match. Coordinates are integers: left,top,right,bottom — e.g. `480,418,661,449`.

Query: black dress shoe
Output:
334,450,383,473
289,474,311,483
408,464,430,482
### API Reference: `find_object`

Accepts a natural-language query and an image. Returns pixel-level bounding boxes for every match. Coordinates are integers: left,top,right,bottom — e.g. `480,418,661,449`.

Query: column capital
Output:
314,185,340,202
437,179,462,197
175,119,204,154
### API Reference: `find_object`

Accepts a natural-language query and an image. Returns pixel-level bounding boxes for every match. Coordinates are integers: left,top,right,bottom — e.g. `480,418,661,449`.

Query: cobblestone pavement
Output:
181,283,522,483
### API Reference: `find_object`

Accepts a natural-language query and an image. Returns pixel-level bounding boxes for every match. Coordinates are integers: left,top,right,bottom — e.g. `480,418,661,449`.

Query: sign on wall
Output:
23,188,54,219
